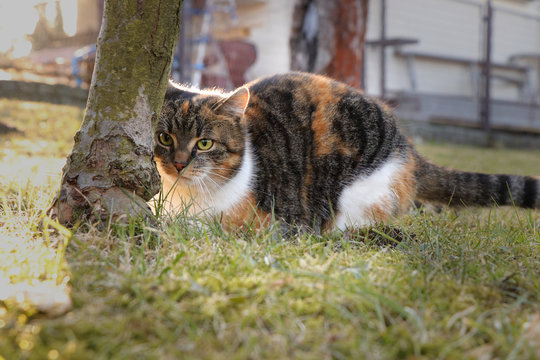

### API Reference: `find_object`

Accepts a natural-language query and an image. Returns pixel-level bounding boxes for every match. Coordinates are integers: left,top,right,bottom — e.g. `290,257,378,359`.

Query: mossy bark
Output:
50,0,183,225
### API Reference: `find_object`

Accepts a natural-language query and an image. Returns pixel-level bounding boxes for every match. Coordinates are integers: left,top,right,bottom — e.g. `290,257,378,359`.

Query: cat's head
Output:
155,83,250,192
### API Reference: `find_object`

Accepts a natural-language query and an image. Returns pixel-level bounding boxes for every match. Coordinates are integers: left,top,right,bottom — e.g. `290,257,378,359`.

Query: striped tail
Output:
413,154,540,209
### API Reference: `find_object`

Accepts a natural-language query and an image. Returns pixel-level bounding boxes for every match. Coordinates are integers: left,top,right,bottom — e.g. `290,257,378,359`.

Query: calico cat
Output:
154,72,539,232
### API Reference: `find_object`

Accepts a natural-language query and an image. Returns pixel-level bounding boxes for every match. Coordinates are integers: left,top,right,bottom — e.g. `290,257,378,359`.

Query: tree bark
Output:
50,0,183,226
290,0,369,89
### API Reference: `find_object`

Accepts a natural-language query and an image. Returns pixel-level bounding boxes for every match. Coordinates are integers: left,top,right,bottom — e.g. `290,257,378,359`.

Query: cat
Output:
154,72,539,232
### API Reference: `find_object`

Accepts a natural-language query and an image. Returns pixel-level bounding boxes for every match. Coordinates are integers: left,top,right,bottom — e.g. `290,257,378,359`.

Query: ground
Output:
0,99,539,359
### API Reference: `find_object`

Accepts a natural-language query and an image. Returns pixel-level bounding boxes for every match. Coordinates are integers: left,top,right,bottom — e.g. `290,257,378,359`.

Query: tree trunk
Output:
49,0,183,226
290,0,369,89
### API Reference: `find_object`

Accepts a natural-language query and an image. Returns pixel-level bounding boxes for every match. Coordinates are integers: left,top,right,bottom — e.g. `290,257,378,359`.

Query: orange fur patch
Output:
221,193,270,231
361,154,417,224
321,216,336,233
181,101,189,114
155,159,177,179
390,154,417,213
365,202,391,223
311,77,333,157
310,81,354,157
212,154,242,179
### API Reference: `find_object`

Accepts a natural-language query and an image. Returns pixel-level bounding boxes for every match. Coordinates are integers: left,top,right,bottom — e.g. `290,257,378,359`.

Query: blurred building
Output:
0,0,102,87
173,0,294,88
75,0,103,38
178,0,540,145
364,0,540,141
3,0,540,145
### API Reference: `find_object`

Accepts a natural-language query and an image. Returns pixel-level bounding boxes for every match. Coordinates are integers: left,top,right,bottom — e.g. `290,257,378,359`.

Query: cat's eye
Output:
196,139,214,151
158,132,173,146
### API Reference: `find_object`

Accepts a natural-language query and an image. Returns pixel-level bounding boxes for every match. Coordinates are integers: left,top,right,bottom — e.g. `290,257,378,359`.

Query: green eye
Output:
158,132,173,146
196,139,214,151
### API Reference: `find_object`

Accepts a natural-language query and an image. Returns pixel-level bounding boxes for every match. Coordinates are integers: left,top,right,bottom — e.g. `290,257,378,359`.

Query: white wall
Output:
241,0,295,81
386,0,482,60
365,0,540,101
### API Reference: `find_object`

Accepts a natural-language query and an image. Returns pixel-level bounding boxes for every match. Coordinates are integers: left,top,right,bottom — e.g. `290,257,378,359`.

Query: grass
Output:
0,98,539,359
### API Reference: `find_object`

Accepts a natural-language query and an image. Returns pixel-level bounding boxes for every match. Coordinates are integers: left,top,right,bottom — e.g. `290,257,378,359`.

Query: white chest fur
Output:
334,157,403,230
202,142,254,214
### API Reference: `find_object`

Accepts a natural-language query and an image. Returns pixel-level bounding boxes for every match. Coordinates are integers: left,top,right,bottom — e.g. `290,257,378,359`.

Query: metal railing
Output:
375,0,540,135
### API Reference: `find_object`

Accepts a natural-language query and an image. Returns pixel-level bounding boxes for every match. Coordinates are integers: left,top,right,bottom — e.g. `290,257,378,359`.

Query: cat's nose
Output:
174,161,188,172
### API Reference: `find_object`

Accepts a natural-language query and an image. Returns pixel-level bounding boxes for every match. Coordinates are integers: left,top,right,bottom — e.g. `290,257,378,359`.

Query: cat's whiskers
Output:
205,166,234,170
198,174,216,203
190,177,210,212
206,172,230,186
197,175,228,215
203,175,223,191
205,167,234,182
193,177,207,199
207,172,230,180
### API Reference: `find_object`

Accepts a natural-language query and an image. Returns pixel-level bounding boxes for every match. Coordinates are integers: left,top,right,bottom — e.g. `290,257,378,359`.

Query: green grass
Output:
1,99,539,359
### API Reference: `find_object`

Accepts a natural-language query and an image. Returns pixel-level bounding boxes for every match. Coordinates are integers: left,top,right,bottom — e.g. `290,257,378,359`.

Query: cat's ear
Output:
214,87,250,117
